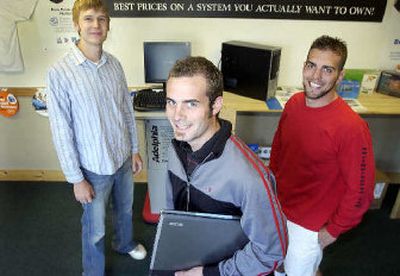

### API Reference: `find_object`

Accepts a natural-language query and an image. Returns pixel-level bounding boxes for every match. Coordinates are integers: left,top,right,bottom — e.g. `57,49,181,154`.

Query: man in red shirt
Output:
270,35,375,276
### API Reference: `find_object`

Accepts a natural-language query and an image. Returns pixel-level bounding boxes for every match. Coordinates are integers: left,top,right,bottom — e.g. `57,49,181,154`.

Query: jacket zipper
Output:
185,152,215,212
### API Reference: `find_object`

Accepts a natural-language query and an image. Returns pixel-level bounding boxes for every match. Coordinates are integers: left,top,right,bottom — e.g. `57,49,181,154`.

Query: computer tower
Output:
221,41,281,101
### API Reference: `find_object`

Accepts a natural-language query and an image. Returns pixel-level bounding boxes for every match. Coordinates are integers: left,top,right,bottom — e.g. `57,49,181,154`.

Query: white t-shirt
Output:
0,0,37,72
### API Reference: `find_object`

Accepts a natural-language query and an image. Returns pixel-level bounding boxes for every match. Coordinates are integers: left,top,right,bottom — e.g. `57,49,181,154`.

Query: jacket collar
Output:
172,119,232,172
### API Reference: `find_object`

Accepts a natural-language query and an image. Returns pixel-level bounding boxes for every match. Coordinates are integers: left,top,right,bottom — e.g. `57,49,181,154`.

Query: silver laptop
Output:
149,210,249,276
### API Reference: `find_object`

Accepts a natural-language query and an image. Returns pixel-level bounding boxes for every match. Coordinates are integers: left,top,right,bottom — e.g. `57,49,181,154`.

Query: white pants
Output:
284,220,323,276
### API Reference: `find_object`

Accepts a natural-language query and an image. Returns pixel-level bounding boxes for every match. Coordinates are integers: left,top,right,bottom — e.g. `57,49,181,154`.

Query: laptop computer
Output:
149,210,249,276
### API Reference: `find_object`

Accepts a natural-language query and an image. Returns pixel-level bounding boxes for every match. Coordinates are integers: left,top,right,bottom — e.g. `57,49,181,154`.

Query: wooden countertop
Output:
357,93,400,115
5,87,400,116
222,91,400,115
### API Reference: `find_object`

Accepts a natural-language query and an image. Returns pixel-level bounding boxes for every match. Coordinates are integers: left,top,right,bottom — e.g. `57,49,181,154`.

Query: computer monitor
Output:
143,41,191,90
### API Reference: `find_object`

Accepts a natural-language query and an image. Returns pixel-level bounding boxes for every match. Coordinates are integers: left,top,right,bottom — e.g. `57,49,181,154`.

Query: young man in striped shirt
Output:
47,0,146,275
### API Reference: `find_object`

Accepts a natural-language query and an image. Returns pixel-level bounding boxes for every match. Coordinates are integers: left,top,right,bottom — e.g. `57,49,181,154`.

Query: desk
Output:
222,91,400,115
356,93,400,115
2,89,400,217
3,90,400,172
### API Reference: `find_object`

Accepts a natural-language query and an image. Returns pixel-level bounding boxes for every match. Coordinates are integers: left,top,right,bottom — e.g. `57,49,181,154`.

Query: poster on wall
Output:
38,0,78,51
105,0,387,22
0,89,19,118
32,88,48,117
388,38,400,71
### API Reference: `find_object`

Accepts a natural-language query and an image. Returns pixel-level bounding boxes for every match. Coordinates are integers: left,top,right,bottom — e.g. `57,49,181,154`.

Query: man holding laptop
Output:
163,56,287,275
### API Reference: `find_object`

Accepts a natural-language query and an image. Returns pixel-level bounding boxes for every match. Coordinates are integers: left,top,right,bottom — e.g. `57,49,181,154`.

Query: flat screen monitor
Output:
144,42,191,87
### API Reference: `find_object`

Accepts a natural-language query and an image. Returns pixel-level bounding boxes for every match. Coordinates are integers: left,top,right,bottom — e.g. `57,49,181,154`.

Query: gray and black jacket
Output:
165,120,287,276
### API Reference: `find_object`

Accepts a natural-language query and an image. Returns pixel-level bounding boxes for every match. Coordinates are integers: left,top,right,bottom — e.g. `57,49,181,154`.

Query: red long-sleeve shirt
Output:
270,92,375,238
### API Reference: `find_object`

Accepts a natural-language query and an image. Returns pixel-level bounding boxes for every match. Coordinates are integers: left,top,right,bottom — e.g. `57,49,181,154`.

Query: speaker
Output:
221,41,281,101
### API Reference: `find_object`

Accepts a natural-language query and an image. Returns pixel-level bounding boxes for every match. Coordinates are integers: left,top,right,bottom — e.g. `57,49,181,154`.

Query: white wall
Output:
0,98,57,170
1,0,400,87
1,0,400,172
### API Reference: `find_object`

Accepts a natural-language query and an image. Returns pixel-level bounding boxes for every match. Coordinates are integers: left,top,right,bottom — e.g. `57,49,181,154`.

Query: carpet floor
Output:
0,181,399,276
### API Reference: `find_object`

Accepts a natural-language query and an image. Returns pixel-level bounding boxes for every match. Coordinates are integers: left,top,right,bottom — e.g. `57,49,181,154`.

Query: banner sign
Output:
106,0,387,22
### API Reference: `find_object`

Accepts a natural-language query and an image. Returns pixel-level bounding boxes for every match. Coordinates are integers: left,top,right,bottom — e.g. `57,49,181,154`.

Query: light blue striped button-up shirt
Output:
47,44,138,183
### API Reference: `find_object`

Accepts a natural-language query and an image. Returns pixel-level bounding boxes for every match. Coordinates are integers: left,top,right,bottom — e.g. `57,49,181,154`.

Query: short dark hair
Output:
308,35,348,70
168,56,223,108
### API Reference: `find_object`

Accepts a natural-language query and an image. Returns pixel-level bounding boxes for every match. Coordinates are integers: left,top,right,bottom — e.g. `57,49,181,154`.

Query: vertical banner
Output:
145,119,174,213
105,0,387,22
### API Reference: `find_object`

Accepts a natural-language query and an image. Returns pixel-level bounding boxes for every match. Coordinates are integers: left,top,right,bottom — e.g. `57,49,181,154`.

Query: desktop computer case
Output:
221,41,281,101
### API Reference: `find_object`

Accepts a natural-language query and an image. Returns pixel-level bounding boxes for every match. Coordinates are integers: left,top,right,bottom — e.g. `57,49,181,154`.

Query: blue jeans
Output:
81,158,137,276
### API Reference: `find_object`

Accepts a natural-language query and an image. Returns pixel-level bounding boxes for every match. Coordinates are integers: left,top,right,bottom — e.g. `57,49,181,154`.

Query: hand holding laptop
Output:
149,210,248,275
174,266,203,276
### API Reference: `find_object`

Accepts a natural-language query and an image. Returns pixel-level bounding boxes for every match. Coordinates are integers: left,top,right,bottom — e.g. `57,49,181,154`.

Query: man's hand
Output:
132,153,143,176
73,179,95,204
175,266,203,276
318,227,337,249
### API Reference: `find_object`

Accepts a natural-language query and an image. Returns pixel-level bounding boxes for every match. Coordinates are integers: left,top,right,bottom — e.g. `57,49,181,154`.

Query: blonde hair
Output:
72,0,110,25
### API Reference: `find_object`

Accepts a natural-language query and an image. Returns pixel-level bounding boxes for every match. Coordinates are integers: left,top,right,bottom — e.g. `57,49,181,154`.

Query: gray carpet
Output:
0,182,155,276
0,182,399,276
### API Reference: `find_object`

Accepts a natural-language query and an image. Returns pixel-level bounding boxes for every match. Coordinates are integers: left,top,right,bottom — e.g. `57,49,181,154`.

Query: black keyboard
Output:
133,89,166,111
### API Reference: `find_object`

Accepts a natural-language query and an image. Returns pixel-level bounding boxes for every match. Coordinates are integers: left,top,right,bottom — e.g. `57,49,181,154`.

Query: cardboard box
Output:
370,182,388,209
343,69,381,95
370,170,390,209
360,72,380,95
